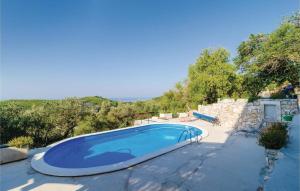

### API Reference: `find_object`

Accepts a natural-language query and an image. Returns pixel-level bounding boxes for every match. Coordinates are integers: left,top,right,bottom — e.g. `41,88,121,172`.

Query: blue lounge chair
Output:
193,111,220,124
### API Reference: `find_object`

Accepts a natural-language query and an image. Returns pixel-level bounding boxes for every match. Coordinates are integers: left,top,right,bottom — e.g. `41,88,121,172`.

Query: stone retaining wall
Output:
280,99,299,115
198,99,299,130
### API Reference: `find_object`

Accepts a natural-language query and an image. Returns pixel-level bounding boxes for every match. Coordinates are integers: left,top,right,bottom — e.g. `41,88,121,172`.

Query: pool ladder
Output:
177,129,202,143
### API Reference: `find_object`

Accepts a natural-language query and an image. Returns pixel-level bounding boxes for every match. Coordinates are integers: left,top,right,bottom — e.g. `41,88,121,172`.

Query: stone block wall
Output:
198,98,299,130
236,100,263,130
280,99,299,115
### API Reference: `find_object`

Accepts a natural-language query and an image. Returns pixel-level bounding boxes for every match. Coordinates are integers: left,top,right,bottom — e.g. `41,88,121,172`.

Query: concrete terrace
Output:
1,115,298,191
264,114,300,191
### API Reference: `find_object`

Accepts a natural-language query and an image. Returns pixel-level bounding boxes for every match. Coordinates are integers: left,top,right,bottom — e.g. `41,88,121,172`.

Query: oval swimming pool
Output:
31,123,206,176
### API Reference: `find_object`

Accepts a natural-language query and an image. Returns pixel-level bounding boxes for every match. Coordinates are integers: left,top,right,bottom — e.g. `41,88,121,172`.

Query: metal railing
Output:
194,130,202,143
177,128,202,143
134,112,158,125
177,129,192,143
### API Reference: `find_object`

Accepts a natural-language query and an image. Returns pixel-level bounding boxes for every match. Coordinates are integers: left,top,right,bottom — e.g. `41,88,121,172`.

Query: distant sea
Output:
110,97,153,102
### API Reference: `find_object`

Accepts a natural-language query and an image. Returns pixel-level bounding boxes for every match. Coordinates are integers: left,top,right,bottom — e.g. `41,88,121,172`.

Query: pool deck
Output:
0,117,277,191
264,114,300,191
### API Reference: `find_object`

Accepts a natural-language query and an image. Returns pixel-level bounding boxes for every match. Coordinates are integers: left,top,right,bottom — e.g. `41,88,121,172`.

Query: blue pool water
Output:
44,124,202,168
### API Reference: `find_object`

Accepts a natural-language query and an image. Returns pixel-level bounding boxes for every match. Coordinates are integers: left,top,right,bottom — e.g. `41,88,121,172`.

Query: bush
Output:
8,136,34,149
248,96,260,102
270,91,287,99
0,103,27,144
73,118,96,136
259,123,288,149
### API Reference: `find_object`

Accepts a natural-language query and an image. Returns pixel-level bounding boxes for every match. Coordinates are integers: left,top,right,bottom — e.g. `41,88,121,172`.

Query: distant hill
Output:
0,99,58,108
0,96,118,108
110,97,153,102
80,96,118,105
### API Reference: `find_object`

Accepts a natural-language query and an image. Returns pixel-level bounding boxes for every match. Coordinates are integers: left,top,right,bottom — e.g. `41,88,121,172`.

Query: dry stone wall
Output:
280,99,299,115
198,99,299,130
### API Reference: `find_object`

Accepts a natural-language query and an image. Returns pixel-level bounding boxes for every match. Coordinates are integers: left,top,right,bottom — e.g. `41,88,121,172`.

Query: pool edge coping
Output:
31,122,208,177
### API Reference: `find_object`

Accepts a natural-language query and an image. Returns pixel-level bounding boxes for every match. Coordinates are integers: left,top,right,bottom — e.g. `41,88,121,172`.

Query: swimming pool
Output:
31,123,207,176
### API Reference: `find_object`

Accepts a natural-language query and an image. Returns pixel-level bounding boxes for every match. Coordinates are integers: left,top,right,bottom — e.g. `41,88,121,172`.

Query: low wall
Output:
198,99,298,130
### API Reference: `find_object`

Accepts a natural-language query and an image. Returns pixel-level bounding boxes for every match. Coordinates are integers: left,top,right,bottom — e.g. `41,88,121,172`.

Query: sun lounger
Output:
193,111,220,124
159,113,173,120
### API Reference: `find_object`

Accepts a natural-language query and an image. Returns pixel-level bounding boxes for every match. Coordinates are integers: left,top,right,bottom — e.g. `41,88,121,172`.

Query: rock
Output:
0,147,28,164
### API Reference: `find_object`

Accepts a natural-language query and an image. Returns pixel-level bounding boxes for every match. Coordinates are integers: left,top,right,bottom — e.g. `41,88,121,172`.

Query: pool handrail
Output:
177,129,193,143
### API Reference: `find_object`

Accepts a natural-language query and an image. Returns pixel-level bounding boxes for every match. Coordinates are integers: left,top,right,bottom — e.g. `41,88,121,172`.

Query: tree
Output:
284,11,300,27
187,48,241,107
260,23,300,86
158,81,188,113
0,103,26,144
235,13,300,97
52,99,87,138
106,103,135,128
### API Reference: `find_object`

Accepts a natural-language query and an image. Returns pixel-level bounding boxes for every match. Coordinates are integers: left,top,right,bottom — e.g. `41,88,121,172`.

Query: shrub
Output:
73,118,96,136
8,136,34,149
0,103,27,144
259,123,288,149
248,96,260,102
270,91,287,99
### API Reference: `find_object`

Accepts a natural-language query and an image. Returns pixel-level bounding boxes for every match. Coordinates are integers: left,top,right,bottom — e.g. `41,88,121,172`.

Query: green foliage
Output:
106,103,135,128
0,98,143,147
0,99,88,147
73,117,96,136
158,81,188,113
270,91,286,99
132,100,159,119
80,96,118,106
50,98,88,138
0,103,27,144
0,99,58,109
260,23,300,85
259,123,288,149
154,48,246,112
247,96,260,102
187,48,243,107
235,13,300,97
283,11,300,27
8,136,34,148
266,82,279,91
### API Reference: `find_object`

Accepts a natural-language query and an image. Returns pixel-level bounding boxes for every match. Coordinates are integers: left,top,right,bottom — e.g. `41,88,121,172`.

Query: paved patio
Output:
1,118,267,191
264,114,300,191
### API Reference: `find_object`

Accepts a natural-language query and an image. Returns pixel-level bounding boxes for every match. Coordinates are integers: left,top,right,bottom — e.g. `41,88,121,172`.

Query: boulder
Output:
0,147,28,164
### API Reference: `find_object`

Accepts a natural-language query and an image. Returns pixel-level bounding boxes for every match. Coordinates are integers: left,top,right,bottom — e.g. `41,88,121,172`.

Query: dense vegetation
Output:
1,13,299,148
0,97,159,147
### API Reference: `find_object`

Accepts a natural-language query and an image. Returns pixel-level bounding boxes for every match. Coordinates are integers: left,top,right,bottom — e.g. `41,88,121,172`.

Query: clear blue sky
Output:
1,0,299,100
